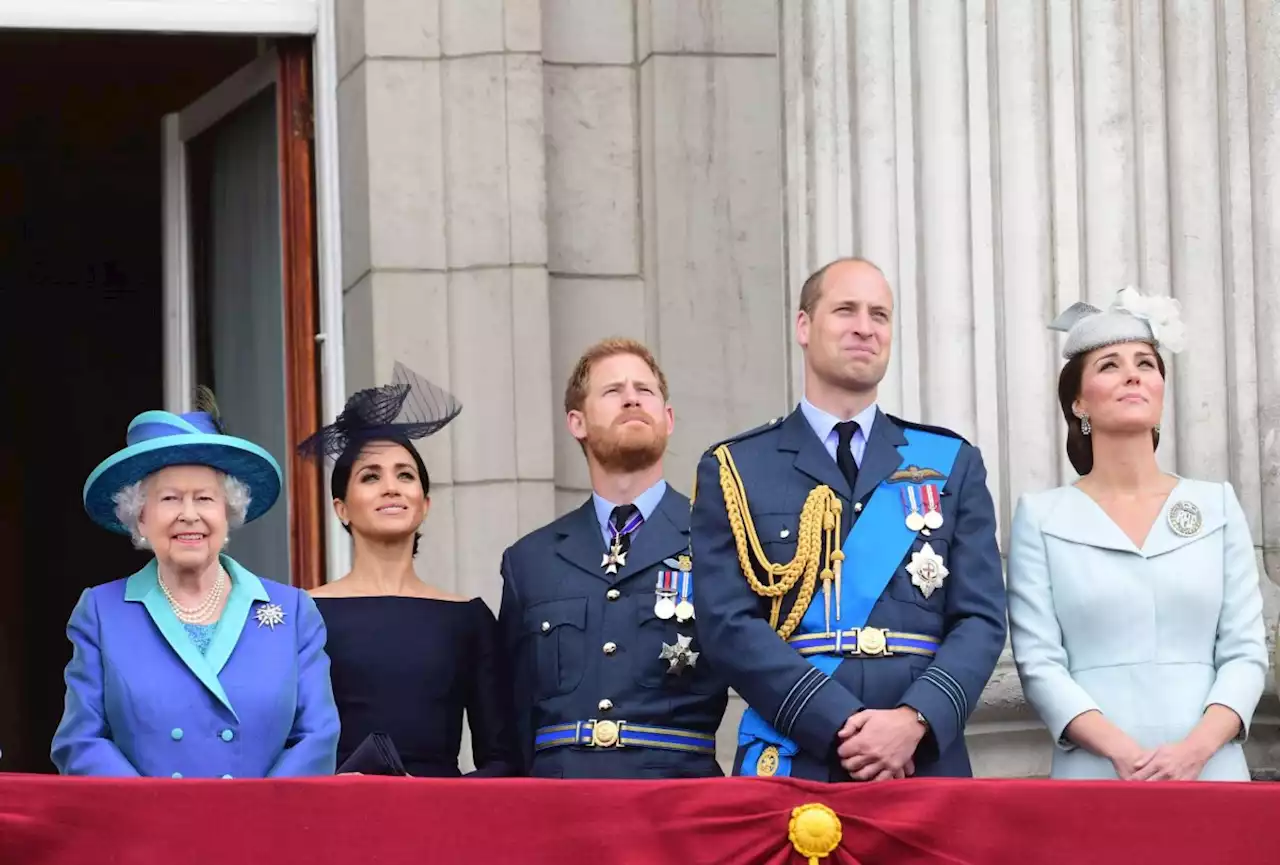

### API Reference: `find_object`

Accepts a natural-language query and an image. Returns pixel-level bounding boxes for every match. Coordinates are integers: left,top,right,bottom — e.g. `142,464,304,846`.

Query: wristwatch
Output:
915,710,929,730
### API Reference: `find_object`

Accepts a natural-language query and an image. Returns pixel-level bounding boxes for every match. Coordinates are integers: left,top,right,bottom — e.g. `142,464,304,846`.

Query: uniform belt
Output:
787,627,940,658
534,721,716,755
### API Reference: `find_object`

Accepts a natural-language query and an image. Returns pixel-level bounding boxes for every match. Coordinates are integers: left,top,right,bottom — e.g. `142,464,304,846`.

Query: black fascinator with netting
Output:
297,362,462,460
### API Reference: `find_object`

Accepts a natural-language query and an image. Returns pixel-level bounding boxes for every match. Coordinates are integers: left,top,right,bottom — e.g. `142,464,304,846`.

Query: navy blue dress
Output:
314,596,518,777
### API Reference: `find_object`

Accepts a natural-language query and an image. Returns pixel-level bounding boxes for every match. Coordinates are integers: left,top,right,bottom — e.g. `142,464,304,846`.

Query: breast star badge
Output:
659,633,699,675
253,602,286,630
906,542,949,599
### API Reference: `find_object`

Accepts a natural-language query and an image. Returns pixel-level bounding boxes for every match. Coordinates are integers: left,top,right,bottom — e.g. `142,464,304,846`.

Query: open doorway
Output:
0,30,323,773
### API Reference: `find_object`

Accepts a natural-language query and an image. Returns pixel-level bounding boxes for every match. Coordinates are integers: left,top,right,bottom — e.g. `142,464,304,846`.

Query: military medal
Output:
659,633,699,675
601,541,627,575
756,745,780,777
675,570,695,622
901,486,926,532
654,570,677,619
922,484,944,530
602,507,644,574
906,542,949,599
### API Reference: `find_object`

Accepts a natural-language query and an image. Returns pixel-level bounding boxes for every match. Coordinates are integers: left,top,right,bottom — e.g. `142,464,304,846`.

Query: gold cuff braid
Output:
714,444,844,639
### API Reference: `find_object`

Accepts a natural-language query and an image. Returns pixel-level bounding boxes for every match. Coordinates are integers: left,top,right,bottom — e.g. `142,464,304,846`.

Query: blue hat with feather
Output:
83,388,282,534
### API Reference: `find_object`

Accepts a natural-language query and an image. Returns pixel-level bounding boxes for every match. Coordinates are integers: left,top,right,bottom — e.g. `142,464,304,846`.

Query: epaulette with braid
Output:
711,442,845,641
700,416,784,458
691,416,783,505
886,414,970,445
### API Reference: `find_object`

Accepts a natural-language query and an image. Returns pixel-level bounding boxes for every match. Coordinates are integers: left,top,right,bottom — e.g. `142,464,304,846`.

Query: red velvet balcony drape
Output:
1,774,1273,865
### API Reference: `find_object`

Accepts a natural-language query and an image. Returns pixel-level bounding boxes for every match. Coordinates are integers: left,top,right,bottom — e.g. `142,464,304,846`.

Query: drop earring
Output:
1079,415,1091,436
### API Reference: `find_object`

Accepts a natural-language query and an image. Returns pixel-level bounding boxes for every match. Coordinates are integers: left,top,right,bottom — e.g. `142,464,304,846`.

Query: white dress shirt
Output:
798,398,878,468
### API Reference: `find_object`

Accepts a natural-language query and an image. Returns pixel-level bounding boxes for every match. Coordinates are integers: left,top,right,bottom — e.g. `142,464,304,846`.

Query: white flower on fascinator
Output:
1113,285,1186,354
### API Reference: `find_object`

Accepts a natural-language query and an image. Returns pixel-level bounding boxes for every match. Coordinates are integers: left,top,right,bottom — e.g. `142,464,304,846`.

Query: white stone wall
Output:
336,0,1280,776
337,0,556,618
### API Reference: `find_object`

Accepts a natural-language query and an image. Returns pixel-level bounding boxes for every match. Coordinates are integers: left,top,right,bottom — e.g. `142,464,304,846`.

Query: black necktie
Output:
609,504,642,556
834,420,860,494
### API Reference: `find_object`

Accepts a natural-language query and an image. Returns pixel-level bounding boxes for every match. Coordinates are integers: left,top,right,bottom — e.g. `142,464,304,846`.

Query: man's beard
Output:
585,412,668,473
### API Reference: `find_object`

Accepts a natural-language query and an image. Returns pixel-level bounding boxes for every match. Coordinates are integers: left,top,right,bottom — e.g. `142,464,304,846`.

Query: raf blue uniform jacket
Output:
691,408,1007,780
51,555,340,778
498,486,729,778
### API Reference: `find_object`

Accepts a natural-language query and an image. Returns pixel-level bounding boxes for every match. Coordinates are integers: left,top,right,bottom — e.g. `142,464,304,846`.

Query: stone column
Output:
336,0,555,609
542,0,646,512
1247,0,1280,590
639,0,785,766
638,0,786,488
1246,0,1280,747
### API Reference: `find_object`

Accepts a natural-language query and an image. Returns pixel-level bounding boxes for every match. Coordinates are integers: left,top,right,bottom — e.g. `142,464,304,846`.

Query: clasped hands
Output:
835,706,925,781
1110,739,1212,782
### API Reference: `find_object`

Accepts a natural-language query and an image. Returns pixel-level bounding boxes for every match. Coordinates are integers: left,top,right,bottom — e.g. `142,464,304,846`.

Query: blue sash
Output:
737,429,962,777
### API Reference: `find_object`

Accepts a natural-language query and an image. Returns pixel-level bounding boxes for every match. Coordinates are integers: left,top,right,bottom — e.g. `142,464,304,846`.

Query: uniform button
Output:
220,729,235,742
541,621,551,632
170,728,184,741
854,502,863,513
603,642,617,655
598,699,613,712
221,774,234,780
779,528,790,539
171,772,183,779
606,589,621,601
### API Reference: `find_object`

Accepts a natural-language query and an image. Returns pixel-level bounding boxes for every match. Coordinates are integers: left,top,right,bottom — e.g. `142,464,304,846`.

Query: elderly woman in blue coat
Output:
51,401,340,778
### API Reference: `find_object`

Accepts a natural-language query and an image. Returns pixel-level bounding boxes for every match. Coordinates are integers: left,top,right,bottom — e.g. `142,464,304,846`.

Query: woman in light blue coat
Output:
1007,287,1268,781
51,397,340,778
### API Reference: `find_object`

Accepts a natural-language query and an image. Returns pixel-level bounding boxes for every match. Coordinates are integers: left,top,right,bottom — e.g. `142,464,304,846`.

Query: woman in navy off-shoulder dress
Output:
300,364,518,777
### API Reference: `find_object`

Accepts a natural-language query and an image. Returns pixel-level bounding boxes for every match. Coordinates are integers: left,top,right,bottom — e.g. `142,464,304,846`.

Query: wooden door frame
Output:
161,44,325,589
277,40,325,590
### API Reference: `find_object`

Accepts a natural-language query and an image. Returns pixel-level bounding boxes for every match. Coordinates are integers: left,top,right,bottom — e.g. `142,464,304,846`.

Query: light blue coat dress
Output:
51,555,340,778
1007,478,1268,781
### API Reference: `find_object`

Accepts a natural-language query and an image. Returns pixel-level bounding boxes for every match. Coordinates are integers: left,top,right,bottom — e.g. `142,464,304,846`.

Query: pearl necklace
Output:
159,567,227,625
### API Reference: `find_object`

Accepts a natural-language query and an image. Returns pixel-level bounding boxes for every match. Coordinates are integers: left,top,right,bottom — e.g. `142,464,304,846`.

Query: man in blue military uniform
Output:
499,338,728,778
691,258,1006,781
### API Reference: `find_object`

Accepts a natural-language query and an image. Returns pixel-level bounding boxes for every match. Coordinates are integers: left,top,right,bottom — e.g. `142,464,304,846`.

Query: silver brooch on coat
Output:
254,602,286,629
1167,501,1202,537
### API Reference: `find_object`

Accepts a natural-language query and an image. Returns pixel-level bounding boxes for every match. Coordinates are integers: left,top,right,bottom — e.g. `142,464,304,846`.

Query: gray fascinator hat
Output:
1048,286,1187,360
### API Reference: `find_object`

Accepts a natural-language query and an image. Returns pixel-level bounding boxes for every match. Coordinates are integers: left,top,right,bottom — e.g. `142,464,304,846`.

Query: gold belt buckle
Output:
856,627,890,656
589,719,623,748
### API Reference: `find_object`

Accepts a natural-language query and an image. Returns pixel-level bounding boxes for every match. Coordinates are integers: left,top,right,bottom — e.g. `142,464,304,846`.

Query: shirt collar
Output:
592,478,668,533
799,397,878,444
